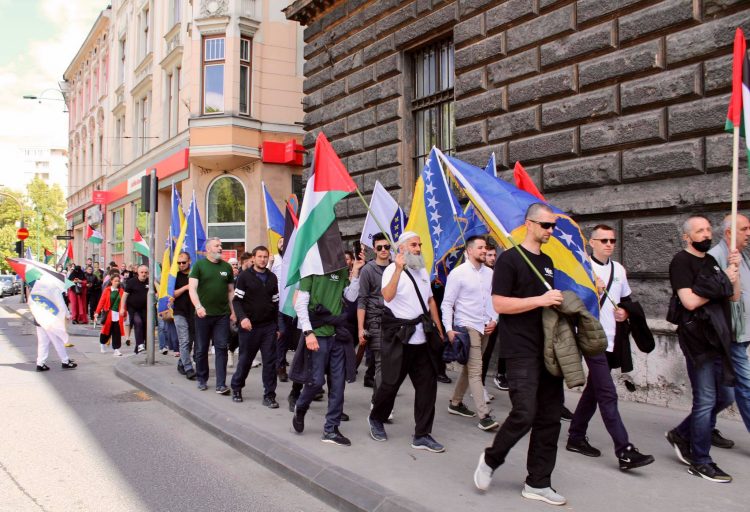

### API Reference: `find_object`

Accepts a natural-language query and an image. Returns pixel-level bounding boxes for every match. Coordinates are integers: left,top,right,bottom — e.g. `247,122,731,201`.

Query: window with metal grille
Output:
411,39,455,175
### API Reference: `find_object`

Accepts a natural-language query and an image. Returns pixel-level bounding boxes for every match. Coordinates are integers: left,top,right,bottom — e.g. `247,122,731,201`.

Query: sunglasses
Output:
178,261,189,265
375,244,391,251
592,238,617,245
528,220,557,230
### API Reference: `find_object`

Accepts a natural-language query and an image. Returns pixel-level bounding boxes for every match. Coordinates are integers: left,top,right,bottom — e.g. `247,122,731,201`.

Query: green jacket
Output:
542,291,607,388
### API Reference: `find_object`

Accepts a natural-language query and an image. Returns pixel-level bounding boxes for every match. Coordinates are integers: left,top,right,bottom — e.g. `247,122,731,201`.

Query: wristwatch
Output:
303,330,314,337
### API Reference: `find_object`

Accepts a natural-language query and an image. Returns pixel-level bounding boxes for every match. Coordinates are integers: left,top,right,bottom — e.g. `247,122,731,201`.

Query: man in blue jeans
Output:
230,246,280,407
567,224,654,470
709,213,750,436
291,255,362,446
189,237,236,394
666,215,739,483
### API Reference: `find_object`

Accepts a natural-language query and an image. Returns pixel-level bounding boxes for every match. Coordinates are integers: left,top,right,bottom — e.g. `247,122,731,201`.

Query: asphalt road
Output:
0,300,333,512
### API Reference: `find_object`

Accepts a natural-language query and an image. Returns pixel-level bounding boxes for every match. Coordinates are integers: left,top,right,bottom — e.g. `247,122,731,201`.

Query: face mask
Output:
691,238,712,253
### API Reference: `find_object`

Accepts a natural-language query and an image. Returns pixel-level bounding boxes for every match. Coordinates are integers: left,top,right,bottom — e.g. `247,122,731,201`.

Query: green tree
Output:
0,187,26,273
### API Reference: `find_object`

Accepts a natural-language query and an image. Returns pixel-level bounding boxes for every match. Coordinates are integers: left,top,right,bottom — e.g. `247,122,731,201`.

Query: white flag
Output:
359,181,407,248
29,275,69,334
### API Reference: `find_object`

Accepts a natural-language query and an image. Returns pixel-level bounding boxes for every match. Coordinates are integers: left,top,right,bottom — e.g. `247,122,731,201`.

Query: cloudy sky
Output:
0,0,103,192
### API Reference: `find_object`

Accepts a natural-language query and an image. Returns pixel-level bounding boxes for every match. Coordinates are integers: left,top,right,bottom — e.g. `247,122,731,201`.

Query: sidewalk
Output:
4,295,746,511
113,346,747,512
0,297,99,337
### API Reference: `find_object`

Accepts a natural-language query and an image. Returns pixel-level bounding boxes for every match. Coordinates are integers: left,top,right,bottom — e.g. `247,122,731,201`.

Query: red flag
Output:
6,258,26,280
311,132,357,193
513,161,546,201
727,28,747,128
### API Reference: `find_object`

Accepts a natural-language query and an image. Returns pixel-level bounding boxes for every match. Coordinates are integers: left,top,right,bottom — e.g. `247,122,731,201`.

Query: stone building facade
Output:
285,0,750,410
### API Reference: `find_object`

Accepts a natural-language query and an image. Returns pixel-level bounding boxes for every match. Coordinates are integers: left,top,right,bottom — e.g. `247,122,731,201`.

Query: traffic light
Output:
15,241,22,257
141,172,158,212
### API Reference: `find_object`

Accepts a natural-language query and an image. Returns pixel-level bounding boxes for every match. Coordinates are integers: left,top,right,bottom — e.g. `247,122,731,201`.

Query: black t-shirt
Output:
173,271,193,317
124,277,149,311
669,250,729,317
492,246,555,358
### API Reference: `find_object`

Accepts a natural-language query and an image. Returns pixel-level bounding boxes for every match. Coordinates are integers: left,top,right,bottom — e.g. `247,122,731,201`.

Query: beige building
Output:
64,0,305,266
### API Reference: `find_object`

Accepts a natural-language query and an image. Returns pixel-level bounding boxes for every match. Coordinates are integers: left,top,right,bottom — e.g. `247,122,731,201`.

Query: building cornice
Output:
63,8,111,80
283,0,335,25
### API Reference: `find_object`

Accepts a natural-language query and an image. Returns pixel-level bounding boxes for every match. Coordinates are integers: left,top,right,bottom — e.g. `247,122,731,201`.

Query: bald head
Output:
721,213,750,250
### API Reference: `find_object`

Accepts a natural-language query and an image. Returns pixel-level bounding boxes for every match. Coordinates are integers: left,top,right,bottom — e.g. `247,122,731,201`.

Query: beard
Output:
210,251,222,260
404,252,426,270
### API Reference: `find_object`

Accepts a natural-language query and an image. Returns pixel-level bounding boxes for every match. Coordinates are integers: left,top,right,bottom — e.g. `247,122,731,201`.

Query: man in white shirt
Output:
368,231,447,453
442,236,499,431
567,224,654,470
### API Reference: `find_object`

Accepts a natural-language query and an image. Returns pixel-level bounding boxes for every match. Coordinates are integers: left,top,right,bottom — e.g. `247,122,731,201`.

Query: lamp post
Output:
22,87,68,112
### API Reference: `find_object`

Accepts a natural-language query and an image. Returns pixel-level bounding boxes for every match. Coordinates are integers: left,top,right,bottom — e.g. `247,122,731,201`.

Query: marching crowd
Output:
30,204,750,506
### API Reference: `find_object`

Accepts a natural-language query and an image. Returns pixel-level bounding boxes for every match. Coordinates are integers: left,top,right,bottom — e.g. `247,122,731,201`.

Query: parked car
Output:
12,276,22,294
0,276,15,297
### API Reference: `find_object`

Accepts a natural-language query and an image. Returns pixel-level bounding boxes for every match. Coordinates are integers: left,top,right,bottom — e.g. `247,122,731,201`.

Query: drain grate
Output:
110,390,152,402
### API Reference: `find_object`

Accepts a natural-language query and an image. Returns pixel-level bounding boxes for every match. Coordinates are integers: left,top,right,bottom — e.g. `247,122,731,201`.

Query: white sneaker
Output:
137,344,146,353
521,484,566,506
473,452,493,491
484,389,495,403
113,349,122,357
100,345,107,353
251,358,261,368
161,348,168,355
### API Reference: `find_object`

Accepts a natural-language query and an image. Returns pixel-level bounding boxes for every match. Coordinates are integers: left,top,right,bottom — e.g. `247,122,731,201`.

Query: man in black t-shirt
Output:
473,203,567,506
665,214,739,483
121,265,150,354
173,252,196,380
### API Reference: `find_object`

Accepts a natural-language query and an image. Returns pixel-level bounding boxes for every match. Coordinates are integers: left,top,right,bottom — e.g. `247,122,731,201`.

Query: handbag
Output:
401,268,443,351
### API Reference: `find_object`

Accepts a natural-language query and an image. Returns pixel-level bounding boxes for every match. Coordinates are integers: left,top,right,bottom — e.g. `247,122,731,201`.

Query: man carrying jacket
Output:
230,246,280,407
566,224,654,470
473,203,566,505
666,214,739,483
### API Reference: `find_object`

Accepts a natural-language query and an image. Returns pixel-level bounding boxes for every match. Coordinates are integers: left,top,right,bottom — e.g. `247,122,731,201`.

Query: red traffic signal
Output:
16,227,29,240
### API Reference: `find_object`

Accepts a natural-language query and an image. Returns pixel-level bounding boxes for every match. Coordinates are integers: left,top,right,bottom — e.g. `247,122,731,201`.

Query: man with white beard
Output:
368,231,447,453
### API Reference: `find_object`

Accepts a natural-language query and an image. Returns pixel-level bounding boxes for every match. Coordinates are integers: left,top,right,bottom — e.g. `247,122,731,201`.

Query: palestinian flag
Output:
86,224,103,244
43,248,54,264
285,132,357,286
513,161,546,201
57,241,73,268
133,228,150,258
725,28,750,165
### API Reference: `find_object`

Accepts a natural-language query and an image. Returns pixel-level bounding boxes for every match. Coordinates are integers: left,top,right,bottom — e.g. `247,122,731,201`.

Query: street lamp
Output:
22,88,68,112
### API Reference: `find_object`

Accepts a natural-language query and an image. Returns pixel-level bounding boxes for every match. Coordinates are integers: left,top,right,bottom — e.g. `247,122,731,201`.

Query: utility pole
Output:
145,170,157,366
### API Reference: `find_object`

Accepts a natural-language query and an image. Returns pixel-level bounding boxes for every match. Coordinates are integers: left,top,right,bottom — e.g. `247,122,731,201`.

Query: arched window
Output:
206,175,245,255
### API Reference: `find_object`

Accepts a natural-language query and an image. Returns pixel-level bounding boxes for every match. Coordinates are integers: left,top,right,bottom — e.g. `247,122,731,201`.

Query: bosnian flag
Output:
86,225,103,244
133,228,149,258
725,28,750,167
359,180,406,249
285,132,357,286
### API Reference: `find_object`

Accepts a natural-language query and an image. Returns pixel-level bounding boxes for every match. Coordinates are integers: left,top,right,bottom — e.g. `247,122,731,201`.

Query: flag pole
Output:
731,124,740,251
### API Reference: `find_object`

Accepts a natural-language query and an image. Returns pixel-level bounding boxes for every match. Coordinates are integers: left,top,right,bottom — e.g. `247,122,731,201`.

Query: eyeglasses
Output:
178,261,189,265
528,220,557,230
375,244,391,251
592,238,617,245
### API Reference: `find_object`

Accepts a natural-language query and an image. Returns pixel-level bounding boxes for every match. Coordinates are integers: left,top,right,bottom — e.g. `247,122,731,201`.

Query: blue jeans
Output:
231,323,278,398
294,336,346,433
158,317,179,351
718,342,750,432
569,353,630,455
194,315,230,387
675,356,730,465
174,314,194,372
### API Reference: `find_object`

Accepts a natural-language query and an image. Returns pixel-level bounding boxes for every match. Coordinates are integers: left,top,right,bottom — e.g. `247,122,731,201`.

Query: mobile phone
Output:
353,241,362,260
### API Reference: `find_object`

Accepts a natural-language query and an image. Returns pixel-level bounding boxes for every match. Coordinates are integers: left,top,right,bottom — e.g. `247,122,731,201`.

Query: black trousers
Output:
100,323,122,349
481,328,506,384
484,357,563,489
371,343,437,437
231,323,278,398
88,288,101,320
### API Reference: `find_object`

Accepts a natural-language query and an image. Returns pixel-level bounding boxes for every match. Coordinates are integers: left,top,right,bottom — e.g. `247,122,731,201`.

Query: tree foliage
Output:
0,177,66,273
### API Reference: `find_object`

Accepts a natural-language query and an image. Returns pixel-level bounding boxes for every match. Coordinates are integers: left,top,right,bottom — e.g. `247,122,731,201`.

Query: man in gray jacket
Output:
357,232,391,401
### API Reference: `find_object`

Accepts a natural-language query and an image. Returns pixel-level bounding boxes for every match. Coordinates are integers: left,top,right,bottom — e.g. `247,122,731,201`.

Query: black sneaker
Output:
177,361,186,375
232,390,243,403
711,429,735,449
313,391,324,401
436,374,452,384
560,406,573,422
292,406,305,434
368,415,388,442
288,392,298,412
493,373,509,391
665,429,692,465
216,385,230,395
687,462,732,483
36,364,50,372
411,434,445,453
185,369,197,381
478,415,499,431
197,381,208,391
566,437,601,457
618,444,655,470
263,396,279,409
448,401,476,418
340,412,350,422
363,376,375,388
61,360,78,370
321,428,351,446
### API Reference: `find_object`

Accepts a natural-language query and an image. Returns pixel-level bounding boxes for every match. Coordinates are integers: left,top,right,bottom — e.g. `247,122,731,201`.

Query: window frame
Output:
239,37,252,116
206,175,246,248
202,35,225,115
111,208,124,255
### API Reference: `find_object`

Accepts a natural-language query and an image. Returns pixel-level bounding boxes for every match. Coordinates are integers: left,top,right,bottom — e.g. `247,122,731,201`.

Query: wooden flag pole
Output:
731,125,740,251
